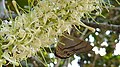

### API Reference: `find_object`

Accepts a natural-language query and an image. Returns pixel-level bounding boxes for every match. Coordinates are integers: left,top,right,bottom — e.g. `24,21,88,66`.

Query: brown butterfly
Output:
55,34,93,59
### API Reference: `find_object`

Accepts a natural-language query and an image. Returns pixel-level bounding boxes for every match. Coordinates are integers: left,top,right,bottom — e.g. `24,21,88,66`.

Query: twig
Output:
108,7,120,10
83,22,120,33
30,56,46,66
54,58,61,67
92,54,99,67
80,28,88,39
63,59,69,67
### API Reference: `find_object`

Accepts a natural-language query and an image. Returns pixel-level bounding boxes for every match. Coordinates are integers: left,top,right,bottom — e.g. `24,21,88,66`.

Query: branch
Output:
83,22,120,33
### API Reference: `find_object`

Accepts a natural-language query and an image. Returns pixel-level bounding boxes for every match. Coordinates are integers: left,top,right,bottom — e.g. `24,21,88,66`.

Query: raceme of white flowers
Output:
0,0,103,66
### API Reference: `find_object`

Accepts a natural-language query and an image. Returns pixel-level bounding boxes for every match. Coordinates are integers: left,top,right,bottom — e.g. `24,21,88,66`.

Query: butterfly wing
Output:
74,41,93,53
55,35,77,58
55,34,93,59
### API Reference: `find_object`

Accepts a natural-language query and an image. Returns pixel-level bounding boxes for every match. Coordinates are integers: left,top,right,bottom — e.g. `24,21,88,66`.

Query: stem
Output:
54,58,61,67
